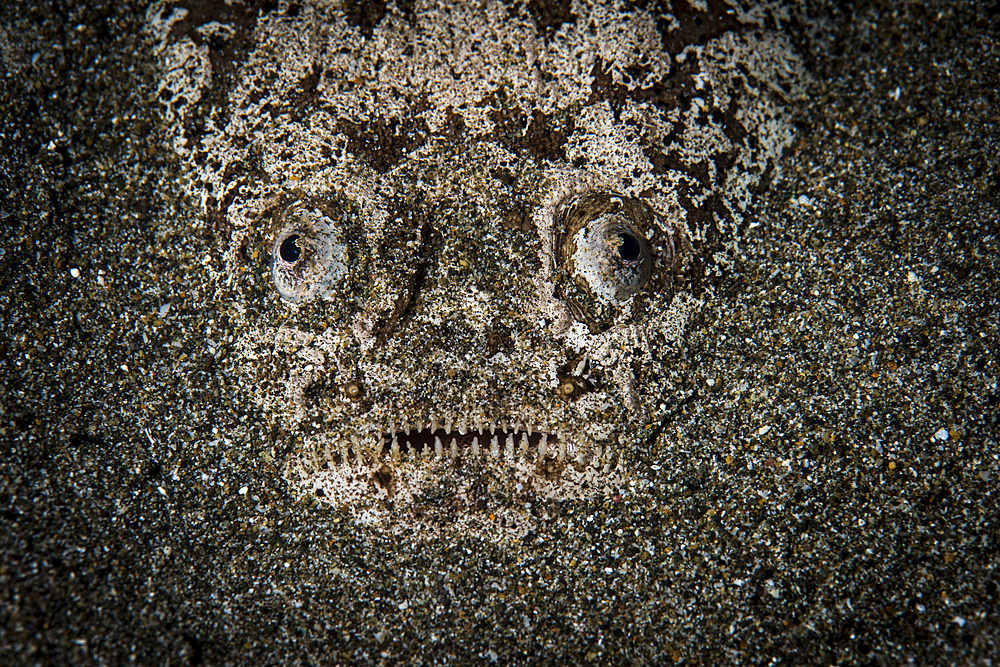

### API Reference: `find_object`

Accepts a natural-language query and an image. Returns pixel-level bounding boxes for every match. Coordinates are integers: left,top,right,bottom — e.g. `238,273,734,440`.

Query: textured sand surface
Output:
2,1,998,663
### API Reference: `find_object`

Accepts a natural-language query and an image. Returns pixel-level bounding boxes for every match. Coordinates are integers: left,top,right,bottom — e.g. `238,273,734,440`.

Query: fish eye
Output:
270,208,350,303
557,194,653,304
616,232,641,261
277,234,302,263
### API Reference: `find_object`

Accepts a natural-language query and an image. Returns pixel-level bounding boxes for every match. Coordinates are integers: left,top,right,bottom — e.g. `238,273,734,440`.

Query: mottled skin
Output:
148,0,805,531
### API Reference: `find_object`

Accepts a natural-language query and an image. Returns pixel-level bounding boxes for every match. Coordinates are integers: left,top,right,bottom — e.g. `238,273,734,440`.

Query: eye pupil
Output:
617,233,641,261
279,234,302,262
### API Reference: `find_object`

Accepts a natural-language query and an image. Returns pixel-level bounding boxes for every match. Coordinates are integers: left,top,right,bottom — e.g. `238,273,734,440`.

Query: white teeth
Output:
322,425,586,467
475,414,483,434
574,353,588,376
416,418,424,432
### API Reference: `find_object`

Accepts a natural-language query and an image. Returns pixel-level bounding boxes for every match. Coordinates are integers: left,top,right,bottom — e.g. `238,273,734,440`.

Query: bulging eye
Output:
566,213,652,303
277,234,303,263
556,192,655,307
271,207,350,303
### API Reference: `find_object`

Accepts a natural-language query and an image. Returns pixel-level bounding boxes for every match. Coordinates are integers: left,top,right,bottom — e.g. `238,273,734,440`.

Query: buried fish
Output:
147,0,807,531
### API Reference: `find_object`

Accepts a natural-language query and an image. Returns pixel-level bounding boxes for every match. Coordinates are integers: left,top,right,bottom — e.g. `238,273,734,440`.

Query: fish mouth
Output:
293,412,628,520
320,415,619,471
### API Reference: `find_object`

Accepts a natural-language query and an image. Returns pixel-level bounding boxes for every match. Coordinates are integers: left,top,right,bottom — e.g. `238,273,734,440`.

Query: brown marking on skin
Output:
372,214,436,345
343,0,388,39
161,0,282,148
371,464,397,497
485,319,514,357
525,0,576,36
522,109,574,162
587,58,629,114
654,0,749,55
336,116,430,173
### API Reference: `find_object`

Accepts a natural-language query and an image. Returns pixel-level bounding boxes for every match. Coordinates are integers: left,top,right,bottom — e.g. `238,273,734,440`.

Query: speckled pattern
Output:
1,0,999,663
143,0,806,530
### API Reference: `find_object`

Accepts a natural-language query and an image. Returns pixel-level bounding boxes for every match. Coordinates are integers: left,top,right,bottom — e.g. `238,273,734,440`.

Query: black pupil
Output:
617,233,641,261
279,234,302,262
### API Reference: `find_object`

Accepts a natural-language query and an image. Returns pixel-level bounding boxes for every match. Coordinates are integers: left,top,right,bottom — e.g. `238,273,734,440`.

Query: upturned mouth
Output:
320,416,617,469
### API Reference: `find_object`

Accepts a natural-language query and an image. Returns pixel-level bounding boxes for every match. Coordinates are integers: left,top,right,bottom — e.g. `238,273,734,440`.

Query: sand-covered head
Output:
147,0,805,531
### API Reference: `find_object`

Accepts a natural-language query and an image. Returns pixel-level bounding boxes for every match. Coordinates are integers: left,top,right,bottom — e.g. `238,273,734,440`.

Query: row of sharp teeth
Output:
376,430,570,462
326,422,611,466
371,415,539,438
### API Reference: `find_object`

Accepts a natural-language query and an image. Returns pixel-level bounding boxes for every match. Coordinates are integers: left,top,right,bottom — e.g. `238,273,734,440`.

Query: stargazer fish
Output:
147,0,806,533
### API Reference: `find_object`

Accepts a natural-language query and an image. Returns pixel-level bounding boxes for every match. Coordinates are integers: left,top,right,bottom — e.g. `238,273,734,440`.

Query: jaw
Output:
286,408,633,539
284,382,640,523
264,311,652,511
314,414,623,473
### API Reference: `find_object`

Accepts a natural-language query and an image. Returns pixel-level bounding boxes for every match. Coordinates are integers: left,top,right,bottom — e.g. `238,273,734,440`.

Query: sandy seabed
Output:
2,1,998,663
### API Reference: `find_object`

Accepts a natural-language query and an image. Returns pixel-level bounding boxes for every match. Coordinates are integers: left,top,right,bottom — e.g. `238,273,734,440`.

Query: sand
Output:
2,1,997,663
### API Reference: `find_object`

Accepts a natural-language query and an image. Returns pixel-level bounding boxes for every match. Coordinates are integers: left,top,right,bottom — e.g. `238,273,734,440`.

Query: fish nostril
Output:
342,381,365,401
279,234,302,263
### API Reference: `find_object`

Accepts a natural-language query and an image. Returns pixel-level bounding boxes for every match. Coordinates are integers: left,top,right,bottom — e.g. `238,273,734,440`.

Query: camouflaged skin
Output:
148,0,806,532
